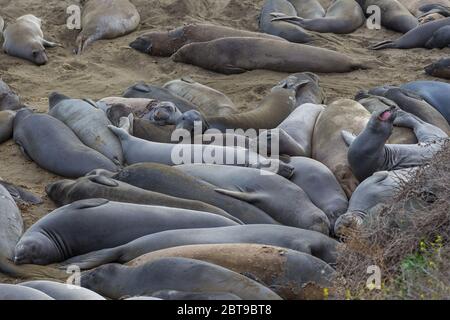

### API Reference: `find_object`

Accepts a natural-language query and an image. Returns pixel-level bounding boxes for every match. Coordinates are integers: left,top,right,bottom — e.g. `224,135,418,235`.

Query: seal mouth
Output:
378,107,396,122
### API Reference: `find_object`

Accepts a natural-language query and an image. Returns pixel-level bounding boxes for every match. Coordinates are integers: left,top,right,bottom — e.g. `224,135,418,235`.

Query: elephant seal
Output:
417,2,450,17
344,108,448,181
152,290,241,300
128,244,336,300
97,97,157,118
425,57,450,80
288,0,326,18
398,0,450,16
0,79,22,111
81,257,282,300
130,24,285,57
20,281,105,300
45,175,241,223
272,0,365,34
95,163,280,224
0,184,23,259
48,93,124,165
287,157,349,228
401,80,450,123
370,17,450,49
275,72,326,107
312,99,369,196
173,37,366,74
76,0,140,53
0,284,54,300
177,164,330,234
14,199,237,265
2,15,59,65
0,110,15,143
259,0,312,43
13,109,117,178
163,78,237,116
419,12,446,24
0,179,42,205
64,225,338,269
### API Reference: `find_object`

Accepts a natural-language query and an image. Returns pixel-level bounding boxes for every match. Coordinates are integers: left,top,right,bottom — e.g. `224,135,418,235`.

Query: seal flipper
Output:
108,125,131,141
61,247,121,270
68,198,109,210
132,82,151,93
341,130,357,147
214,189,262,204
41,39,62,48
222,65,247,74
88,175,119,187
369,40,397,50
0,180,43,205
16,141,32,161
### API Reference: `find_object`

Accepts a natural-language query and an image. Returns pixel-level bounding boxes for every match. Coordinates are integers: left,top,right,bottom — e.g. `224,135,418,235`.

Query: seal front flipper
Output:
16,141,32,161
214,189,262,204
369,40,396,50
341,130,357,147
222,65,247,75
88,175,119,187
61,247,121,270
68,198,109,210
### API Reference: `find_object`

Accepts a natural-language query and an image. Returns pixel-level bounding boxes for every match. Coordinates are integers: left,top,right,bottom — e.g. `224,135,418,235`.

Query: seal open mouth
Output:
378,108,395,122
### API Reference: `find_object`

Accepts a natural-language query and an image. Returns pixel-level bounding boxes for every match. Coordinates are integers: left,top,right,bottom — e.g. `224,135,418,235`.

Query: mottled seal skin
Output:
344,108,448,181
64,225,338,270
128,244,335,300
312,99,370,197
272,0,365,34
173,37,366,74
13,199,237,265
2,15,59,65
163,78,237,116
130,23,285,57
177,164,330,234
19,281,105,300
425,57,450,80
13,109,117,178
288,0,326,18
45,175,241,223
0,184,23,259
76,0,140,53
81,257,282,300
0,79,23,111
259,0,312,43
0,110,15,143
48,93,124,165
401,80,450,123
98,163,280,224
371,17,450,49
0,284,54,300
152,290,241,300
0,179,42,205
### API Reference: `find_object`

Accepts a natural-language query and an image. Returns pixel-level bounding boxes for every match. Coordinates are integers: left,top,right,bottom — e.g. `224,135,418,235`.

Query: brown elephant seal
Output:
289,0,326,18
272,0,366,34
260,0,313,43
0,110,15,143
312,99,369,197
173,37,366,75
81,257,282,300
163,78,237,116
130,23,285,57
0,79,23,111
0,284,54,300
425,57,450,80
2,15,60,65
128,244,335,300
19,281,105,300
76,0,140,53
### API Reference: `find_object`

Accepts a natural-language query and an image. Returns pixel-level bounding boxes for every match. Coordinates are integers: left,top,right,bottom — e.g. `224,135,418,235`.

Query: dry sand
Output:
0,0,449,284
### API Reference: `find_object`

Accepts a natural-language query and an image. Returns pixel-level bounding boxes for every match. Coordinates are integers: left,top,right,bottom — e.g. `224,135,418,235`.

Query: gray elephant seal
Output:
163,78,237,116
2,15,60,65
76,0,140,53
0,284,54,300
260,0,312,43
272,0,365,34
64,225,338,269
14,199,237,265
48,93,124,165
0,79,23,111
0,110,15,143
81,257,282,300
0,184,23,259
425,57,450,79
344,108,448,181
128,244,335,300
152,290,241,300
371,17,450,49
173,37,366,74
13,109,117,178
289,0,326,18
20,281,105,300
177,164,330,234
45,175,241,223
130,23,285,57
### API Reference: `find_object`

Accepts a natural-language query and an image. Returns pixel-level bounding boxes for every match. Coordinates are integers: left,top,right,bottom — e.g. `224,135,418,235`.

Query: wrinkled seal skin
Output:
130,23,285,57
0,79,23,111
48,93,124,165
177,164,330,234
0,110,15,143
81,257,282,300
19,281,105,300
152,290,241,300
45,175,241,223
98,163,280,224
259,0,312,43
76,0,140,53
0,284,54,300
13,109,117,178
2,15,59,65
0,184,23,259
425,57,450,80
14,199,237,265
128,244,336,300
173,37,366,75
64,224,338,269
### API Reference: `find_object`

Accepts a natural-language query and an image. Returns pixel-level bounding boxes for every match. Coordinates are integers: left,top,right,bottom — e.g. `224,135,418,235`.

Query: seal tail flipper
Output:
119,114,134,134
369,40,396,50
341,130,357,147
61,248,121,270
108,125,131,141
214,188,260,203
42,39,63,48
0,254,67,281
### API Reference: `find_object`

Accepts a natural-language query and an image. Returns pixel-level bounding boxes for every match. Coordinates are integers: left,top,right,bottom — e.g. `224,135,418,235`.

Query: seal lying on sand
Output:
0,79,23,111
0,110,15,143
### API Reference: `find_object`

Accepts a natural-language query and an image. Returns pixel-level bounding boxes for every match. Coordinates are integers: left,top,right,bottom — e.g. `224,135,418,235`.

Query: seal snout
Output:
378,106,397,122
130,37,152,54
